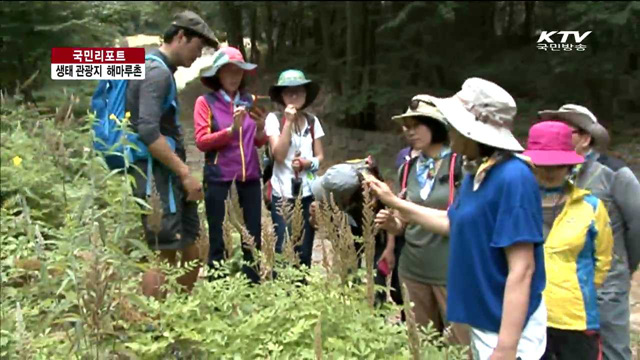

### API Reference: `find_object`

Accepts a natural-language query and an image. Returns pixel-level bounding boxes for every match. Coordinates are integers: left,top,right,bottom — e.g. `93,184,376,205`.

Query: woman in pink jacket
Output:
193,46,268,283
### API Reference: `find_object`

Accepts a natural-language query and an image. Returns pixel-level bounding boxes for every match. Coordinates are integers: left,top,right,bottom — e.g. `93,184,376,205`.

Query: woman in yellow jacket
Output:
523,120,613,360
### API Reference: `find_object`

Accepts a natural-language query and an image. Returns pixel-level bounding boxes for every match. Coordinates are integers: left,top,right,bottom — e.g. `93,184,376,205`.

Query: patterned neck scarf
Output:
219,89,242,107
464,151,534,191
569,149,596,183
416,147,451,200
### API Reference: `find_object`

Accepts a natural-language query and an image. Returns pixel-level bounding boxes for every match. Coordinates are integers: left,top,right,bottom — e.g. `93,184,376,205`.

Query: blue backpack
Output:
90,54,180,213
91,54,180,169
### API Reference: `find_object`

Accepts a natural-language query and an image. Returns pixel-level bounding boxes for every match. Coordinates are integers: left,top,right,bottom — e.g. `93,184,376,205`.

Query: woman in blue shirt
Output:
367,78,547,360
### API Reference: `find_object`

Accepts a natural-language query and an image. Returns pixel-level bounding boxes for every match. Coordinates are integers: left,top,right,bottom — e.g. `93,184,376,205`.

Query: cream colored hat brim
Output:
430,96,524,152
391,110,443,123
391,99,447,127
537,110,610,148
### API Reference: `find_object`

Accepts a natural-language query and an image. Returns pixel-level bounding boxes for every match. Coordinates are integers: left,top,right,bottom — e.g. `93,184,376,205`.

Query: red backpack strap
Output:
447,153,457,209
398,158,413,200
402,160,411,191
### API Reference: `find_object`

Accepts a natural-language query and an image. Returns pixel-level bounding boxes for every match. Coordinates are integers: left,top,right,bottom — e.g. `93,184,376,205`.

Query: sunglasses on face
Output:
409,99,435,111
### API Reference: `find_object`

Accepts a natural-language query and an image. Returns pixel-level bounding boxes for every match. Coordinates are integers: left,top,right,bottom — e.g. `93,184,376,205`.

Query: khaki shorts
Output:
132,158,200,251
400,275,471,347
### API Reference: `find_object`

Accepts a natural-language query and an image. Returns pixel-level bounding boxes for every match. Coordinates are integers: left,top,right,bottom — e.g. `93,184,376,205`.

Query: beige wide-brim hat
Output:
537,104,610,149
391,94,448,127
430,77,524,152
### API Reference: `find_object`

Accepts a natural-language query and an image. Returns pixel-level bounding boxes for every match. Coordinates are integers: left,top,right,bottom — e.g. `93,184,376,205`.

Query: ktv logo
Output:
536,31,592,52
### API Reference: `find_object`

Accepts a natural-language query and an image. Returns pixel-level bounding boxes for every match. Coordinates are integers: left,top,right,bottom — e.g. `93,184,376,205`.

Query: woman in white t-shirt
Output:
265,69,325,267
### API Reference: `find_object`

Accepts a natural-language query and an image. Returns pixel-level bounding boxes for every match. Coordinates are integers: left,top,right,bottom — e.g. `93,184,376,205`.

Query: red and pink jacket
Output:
193,91,268,183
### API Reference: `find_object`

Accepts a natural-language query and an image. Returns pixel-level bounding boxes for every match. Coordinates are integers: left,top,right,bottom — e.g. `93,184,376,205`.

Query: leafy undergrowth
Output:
0,96,467,359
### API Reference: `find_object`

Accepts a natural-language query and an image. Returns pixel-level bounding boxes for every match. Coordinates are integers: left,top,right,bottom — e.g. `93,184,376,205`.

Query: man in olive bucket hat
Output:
171,10,219,48
538,104,640,360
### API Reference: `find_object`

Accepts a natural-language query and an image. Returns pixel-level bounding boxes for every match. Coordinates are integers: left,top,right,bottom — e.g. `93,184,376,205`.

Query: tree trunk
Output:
522,1,536,43
265,2,275,68
249,5,260,65
319,5,341,95
363,2,378,130
344,1,353,100
344,1,369,129
354,1,365,93
456,2,495,43
294,2,304,48
313,13,323,49
312,12,323,73
221,1,246,59
275,20,287,58
505,2,514,44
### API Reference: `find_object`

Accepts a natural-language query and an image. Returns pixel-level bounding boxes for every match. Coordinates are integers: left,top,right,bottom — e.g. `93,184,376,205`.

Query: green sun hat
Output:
268,69,320,109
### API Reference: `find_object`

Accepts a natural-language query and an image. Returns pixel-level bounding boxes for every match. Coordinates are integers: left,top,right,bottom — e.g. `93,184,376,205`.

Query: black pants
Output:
271,195,315,268
541,327,602,360
205,180,262,283
352,225,404,308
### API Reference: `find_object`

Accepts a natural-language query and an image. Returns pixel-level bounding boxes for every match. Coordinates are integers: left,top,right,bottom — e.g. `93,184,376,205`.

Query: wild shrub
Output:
0,94,468,359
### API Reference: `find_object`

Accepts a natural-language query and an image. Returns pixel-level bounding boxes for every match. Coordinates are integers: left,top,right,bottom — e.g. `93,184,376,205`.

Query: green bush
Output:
0,96,468,359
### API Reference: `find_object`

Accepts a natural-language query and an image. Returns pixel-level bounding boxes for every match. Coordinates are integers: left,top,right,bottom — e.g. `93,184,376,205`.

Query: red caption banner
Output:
51,47,146,80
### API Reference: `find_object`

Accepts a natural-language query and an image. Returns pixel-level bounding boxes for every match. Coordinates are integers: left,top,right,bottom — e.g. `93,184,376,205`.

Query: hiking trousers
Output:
541,328,602,360
598,287,631,360
205,179,262,283
271,194,315,268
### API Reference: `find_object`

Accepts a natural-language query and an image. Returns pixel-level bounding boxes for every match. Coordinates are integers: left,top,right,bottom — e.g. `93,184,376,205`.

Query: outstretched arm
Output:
367,178,449,236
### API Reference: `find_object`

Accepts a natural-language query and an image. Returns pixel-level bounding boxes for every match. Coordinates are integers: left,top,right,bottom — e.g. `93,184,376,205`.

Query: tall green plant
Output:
1,94,468,359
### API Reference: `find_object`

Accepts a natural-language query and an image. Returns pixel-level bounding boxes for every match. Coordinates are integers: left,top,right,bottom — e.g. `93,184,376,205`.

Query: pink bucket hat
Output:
200,46,257,79
523,121,584,166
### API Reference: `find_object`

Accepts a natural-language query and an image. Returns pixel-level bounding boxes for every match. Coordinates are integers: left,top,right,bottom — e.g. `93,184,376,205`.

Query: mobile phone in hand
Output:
378,258,390,277
249,95,271,111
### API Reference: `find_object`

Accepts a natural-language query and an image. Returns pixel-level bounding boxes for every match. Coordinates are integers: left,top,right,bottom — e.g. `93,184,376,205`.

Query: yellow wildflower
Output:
125,111,131,119
109,114,118,121
12,156,22,167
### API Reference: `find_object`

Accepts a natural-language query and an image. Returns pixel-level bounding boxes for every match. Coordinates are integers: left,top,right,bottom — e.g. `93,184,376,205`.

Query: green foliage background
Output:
0,97,469,358
2,1,639,135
